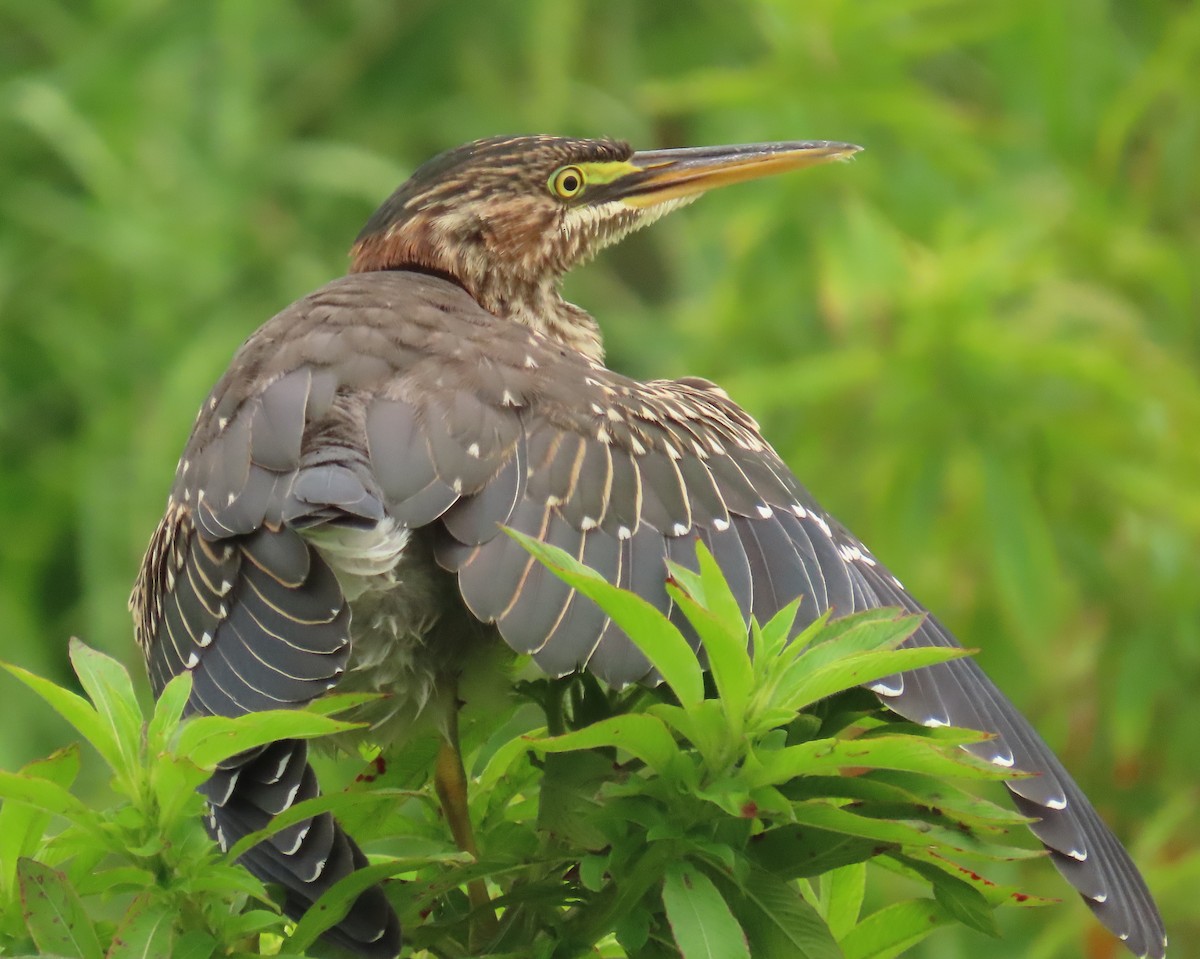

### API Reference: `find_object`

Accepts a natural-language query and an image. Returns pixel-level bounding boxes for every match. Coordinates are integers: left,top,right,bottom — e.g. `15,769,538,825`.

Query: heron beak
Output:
610,141,862,208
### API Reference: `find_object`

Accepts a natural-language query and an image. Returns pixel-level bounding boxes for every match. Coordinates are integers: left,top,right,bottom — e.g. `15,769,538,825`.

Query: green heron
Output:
131,136,1166,958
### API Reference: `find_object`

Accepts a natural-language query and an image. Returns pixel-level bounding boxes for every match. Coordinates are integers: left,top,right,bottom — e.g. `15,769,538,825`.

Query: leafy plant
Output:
0,639,362,958
0,546,1052,958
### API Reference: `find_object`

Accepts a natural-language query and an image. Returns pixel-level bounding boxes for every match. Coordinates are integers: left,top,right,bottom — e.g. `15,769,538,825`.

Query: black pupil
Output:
561,173,579,193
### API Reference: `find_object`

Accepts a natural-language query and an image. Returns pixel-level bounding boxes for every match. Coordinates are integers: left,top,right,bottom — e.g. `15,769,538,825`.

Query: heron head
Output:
349,135,859,360
351,134,859,287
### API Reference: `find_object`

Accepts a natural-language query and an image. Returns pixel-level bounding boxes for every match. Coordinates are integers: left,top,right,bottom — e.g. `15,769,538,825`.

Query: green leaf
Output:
715,864,843,959
17,858,104,959
613,904,651,953
795,610,924,669
785,801,958,850
647,701,731,772
73,867,156,897
106,893,176,959
301,691,387,715
530,712,681,776
0,745,81,900
177,865,270,900
749,824,887,880
68,639,144,785
0,770,98,829
170,930,217,959
477,724,543,795
146,673,191,755
822,863,866,941
505,528,704,709
745,734,1013,788
667,569,753,737
859,770,1033,828
838,900,953,959
225,787,426,861
148,754,209,824
785,799,1043,862
666,540,750,645
538,751,614,850
896,848,1054,907
222,908,287,939
289,858,476,951
930,874,1000,937
173,709,361,769
754,599,812,666
773,643,971,714
661,862,750,959
1,661,121,774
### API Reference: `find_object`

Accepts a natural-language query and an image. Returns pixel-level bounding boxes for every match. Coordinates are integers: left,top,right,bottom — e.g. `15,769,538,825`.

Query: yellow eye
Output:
549,165,586,199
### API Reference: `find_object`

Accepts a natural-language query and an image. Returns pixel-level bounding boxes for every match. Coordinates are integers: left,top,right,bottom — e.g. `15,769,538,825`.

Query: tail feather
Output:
202,739,401,958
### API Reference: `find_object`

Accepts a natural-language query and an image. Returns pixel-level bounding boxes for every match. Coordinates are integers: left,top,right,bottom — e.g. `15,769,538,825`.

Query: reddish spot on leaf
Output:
355,754,388,783
740,801,758,818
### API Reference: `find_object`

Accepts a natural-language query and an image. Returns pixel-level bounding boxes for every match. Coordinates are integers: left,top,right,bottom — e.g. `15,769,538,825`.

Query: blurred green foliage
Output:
0,0,1196,955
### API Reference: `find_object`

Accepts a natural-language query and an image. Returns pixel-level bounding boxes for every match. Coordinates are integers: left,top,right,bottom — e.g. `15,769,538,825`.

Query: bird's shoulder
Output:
174,269,801,515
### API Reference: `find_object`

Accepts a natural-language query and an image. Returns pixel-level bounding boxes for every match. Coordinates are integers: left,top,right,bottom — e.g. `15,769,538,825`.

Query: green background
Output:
1,0,1196,955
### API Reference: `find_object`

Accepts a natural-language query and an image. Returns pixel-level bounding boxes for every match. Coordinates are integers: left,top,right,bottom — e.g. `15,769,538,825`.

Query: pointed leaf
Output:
749,824,888,880
171,930,217,959
755,598,812,665
862,770,1033,828
148,755,209,824
74,868,156,897
17,858,104,959
174,710,361,769
930,874,999,936
822,863,866,941
2,661,120,773
538,751,614,849
897,848,1054,907
530,713,680,776
226,787,426,862
506,528,704,708
146,673,191,755
774,645,973,713
838,899,953,959
68,639,144,782
668,541,749,637
300,691,385,716
0,770,97,827
799,610,923,669
0,745,80,899
787,800,1041,860
289,858,478,950
715,864,843,959
106,893,176,959
662,862,750,959
647,701,730,768
746,734,1013,788
668,589,753,733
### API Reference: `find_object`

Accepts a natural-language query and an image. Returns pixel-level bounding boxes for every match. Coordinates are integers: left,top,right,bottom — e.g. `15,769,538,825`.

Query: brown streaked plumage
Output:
132,136,1166,958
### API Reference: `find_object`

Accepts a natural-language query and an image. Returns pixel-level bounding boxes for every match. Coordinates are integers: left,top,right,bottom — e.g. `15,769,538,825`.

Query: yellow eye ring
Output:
549,165,586,199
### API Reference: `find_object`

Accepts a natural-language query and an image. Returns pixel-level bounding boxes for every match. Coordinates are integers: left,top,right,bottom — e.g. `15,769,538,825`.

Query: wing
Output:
131,361,400,957
340,278,1162,957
